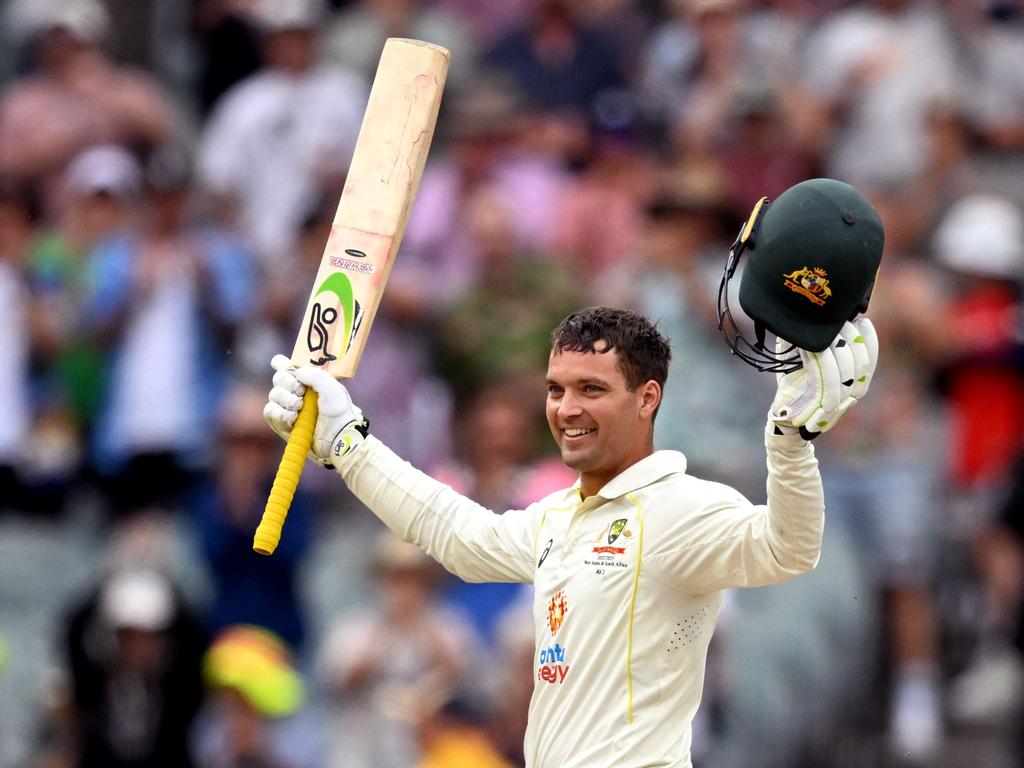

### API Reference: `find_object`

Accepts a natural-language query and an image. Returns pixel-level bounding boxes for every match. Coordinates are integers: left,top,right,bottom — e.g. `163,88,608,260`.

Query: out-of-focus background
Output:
0,0,1021,766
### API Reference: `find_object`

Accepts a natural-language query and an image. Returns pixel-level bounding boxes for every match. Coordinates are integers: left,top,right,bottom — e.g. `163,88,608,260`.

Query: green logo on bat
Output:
306,272,363,366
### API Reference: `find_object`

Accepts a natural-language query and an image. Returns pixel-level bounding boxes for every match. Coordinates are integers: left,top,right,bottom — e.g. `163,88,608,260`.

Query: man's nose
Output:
557,393,584,418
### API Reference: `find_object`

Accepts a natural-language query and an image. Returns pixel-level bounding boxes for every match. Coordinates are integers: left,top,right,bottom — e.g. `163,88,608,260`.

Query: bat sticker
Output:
307,272,363,365
307,304,338,365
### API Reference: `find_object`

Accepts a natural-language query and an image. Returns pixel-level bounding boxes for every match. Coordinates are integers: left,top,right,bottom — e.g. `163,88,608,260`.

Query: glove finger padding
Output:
799,395,857,436
838,321,869,398
770,317,880,438
848,318,878,399
265,357,303,443
264,401,297,441
813,344,844,414
770,343,842,428
294,366,369,463
269,385,303,412
272,367,305,398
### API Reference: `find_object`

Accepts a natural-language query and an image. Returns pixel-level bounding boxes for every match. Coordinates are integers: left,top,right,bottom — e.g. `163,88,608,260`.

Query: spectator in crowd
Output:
196,0,367,267
406,71,572,292
432,0,529,49
435,185,578,398
26,144,142,510
192,385,314,652
487,593,535,766
195,625,319,768
574,0,654,83
710,518,875,768
322,0,478,87
0,179,35,513
0,0,183,213
84,144,257,516
817,364,947,761
946,0,1024,210
927,194,1024,727
639,0,823,158
317,532,482,768
802,0,958,187
485,0,626,159
550,103,657,282
990,451,1024,738
62,567,206,768
190,1,262,116
712,84,819,219
413,689,515,768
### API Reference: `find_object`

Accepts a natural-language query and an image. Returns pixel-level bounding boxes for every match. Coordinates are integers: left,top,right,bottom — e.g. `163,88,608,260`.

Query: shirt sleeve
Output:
335,436,538,584
647,425,825,593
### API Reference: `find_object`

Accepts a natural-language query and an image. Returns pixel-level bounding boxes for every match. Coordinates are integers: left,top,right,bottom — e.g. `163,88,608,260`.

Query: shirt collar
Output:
577,450,688,501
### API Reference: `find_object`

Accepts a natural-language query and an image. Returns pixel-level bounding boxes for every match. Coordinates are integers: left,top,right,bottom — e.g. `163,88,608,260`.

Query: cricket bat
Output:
253,38,449,555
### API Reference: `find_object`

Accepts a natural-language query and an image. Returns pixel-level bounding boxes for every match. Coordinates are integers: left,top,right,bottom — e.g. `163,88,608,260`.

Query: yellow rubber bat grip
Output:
253,389,318,555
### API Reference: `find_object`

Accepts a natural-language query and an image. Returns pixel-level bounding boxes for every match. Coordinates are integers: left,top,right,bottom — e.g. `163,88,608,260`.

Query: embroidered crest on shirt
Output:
586,519,632,573
591,518,632,554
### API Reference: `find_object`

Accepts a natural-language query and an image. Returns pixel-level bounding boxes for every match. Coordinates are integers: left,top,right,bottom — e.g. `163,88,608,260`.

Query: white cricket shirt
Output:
337,425,824,768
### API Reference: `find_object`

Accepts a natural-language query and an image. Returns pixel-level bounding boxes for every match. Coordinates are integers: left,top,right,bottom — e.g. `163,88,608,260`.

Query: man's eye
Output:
584,385,603,393
547,385,563,396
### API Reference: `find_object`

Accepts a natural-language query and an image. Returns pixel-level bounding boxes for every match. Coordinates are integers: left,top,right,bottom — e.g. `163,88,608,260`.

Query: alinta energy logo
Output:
547,590,567,635
539,590,570,685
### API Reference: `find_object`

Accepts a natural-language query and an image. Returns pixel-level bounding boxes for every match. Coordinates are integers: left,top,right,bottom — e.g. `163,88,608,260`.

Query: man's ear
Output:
639,380,661,418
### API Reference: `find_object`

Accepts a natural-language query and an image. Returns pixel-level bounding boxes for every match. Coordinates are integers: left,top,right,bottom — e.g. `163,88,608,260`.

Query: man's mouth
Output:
562,428,595,439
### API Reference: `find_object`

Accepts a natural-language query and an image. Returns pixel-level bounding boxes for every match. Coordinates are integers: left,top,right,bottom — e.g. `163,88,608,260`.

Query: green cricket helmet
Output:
717,178,884,372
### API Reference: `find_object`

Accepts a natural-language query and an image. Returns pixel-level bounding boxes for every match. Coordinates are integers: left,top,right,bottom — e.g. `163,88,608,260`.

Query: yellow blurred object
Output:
203,626,304,718
417,730,516,768
0,634,7,678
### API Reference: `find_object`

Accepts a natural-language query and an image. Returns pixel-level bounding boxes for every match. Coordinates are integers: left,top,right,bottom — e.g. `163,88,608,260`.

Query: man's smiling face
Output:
545,343,660,498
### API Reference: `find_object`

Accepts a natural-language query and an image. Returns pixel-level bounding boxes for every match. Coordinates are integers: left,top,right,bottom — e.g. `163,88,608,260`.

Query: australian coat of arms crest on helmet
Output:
783,266,832,306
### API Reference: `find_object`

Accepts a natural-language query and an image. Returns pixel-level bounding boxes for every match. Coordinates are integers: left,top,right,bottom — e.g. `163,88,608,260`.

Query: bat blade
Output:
254,38,449,556
292,38,450,378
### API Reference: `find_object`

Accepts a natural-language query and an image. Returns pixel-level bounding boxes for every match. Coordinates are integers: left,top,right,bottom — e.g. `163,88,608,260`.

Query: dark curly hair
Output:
550,307,671,392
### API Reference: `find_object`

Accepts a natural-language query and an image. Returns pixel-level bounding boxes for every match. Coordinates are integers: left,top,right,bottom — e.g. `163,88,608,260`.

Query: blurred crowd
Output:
0,0,1022,766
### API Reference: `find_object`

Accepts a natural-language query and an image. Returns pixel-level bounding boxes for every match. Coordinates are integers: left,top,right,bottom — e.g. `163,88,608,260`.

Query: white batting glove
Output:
769,318,878,440
264,354,369,466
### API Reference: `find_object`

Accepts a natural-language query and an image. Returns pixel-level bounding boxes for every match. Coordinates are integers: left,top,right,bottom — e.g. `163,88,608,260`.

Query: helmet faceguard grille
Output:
716,196,802,374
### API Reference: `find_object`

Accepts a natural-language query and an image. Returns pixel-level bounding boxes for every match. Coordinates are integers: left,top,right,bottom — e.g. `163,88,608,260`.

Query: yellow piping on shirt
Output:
625,492,645,723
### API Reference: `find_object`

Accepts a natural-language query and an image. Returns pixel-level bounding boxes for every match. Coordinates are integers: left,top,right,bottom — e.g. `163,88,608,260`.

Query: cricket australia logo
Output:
547,590,568,636
783,266,832,306
306,272,364,366
591,518,632,554
608,518,627,545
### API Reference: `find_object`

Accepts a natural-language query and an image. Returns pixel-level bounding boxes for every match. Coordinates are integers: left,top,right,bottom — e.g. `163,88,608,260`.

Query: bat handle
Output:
253,388,319,555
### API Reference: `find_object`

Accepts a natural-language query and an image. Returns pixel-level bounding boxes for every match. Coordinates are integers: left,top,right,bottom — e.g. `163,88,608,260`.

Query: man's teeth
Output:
564,428,594,437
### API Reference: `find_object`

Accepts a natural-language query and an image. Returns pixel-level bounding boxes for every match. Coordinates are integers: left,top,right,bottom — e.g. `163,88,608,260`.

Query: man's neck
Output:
578,448,655,500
